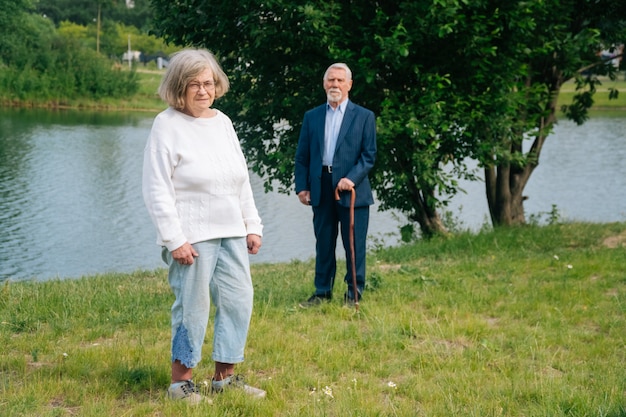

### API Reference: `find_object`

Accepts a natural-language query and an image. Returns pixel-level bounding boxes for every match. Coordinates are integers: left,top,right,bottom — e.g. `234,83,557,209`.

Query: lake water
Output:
0,108,624,282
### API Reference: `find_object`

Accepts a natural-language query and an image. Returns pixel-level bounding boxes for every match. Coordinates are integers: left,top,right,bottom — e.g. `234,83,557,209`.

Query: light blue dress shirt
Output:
323,100,348,166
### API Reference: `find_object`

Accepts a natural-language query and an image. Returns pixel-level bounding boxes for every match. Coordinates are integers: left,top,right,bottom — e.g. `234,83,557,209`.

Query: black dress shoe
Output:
299,293,331,308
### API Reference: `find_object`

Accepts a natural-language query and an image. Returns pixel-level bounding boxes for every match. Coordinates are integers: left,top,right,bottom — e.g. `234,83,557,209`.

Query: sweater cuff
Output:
163,235,188,252
246,223,264,237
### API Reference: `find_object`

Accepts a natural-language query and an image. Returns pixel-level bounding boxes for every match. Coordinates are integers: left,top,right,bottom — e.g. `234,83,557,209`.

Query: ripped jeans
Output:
162,237,253,368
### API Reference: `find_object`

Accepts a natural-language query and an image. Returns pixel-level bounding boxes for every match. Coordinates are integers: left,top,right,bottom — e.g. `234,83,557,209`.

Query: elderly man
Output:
295,62,377,308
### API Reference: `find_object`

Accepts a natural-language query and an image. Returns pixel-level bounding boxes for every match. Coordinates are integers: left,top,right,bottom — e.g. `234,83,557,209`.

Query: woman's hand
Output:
171,242,199,265
247,234,262,255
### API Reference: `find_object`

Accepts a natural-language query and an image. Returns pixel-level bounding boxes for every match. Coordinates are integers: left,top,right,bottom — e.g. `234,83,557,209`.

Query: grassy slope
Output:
1,222,625,416
1,71,625,112
559,78,626,109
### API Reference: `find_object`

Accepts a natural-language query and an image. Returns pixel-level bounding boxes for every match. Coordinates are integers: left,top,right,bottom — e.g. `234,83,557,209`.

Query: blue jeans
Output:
162,237,253,368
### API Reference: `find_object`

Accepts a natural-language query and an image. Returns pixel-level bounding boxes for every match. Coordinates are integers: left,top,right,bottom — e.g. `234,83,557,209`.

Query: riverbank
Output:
0,70,166,113
1,72,626,112
2,222,625,416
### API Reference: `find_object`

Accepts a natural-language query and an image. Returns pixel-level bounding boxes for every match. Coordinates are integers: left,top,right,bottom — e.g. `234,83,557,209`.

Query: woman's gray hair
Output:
323,63,352,81
158,48,230,110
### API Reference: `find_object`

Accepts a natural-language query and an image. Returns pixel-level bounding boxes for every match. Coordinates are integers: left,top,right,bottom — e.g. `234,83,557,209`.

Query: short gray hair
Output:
323,63,352,81
158,49,230,110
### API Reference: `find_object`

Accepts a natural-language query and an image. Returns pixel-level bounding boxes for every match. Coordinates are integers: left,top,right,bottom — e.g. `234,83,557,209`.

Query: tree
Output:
149,0,626,237
0,0,139,102
427,0,626,226
36,0,153,29
34,0,155,55
150,0,475,237
0,0,35,65
56,20,173,62
0,0,58,70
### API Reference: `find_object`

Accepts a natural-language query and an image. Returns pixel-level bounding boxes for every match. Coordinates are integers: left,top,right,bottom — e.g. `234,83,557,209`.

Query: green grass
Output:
1,222,625,416
62,69,167,113
559,77,626,109
116,69,167,111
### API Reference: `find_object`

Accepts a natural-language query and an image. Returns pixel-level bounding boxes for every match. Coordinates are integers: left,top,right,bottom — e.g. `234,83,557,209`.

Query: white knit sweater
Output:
142,107,263,251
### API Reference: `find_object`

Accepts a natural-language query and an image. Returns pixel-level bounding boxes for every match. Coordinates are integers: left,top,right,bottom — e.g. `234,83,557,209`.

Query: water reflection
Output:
0,108,161,281
526,114,626,222
0,108,624,282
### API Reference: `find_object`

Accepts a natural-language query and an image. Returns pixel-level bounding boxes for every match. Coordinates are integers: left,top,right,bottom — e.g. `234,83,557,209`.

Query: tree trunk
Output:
485,111,558,226
412,203,447,238
96,4,101,54
484,64,563,227
407,181,448,238
485,162,529,226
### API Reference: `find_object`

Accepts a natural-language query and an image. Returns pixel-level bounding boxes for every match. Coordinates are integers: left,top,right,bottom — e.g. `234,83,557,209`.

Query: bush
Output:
0,35,138,103
1,11,138,104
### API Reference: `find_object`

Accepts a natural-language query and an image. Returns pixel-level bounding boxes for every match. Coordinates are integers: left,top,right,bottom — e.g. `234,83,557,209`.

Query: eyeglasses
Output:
187,80,216,92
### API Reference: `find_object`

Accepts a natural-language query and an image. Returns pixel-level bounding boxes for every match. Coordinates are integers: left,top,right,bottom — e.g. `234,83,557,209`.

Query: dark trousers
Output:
312,171,369,297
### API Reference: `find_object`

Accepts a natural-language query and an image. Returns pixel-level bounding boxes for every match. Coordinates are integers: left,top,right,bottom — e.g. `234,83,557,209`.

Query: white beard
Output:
327,89,342,104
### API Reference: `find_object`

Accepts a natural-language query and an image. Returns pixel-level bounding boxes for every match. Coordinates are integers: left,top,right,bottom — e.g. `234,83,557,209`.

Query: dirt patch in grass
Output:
602,231,626,248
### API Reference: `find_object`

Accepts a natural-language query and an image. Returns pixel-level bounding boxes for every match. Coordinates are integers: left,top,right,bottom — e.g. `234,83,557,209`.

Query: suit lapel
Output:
314,105,326,154
335,100,355,151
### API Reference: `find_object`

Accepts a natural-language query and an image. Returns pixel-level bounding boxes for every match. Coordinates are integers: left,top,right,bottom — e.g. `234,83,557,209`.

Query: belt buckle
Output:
326,166,332,173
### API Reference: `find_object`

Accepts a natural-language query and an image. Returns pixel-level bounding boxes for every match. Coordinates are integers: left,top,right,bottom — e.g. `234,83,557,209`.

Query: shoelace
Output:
227,375,240,385
181,380,199,395
212,375,242,392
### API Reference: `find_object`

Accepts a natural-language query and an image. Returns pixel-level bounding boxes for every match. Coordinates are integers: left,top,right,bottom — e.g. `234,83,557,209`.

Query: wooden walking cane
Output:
335,186,359,311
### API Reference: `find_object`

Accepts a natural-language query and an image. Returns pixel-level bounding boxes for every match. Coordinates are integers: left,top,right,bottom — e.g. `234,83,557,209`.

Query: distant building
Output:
122,50,142,62
600,44,623,69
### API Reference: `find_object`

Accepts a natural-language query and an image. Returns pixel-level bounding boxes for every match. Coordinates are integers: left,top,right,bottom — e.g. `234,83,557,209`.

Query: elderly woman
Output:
142,48,265,403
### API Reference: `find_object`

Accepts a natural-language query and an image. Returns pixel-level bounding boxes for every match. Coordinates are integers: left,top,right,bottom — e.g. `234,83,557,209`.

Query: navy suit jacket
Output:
295,100,377,207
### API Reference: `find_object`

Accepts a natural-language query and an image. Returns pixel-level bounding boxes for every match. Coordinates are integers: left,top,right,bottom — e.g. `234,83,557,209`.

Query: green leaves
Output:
149,0,626,234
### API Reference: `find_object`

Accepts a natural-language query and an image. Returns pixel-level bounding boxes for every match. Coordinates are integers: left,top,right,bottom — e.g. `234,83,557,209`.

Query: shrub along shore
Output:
0,69,166,113
1,71,626,113
1,222,625,416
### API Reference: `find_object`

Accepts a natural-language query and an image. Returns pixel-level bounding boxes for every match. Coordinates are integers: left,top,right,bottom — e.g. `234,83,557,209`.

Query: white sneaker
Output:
211,374,266,398
167,380,212,405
